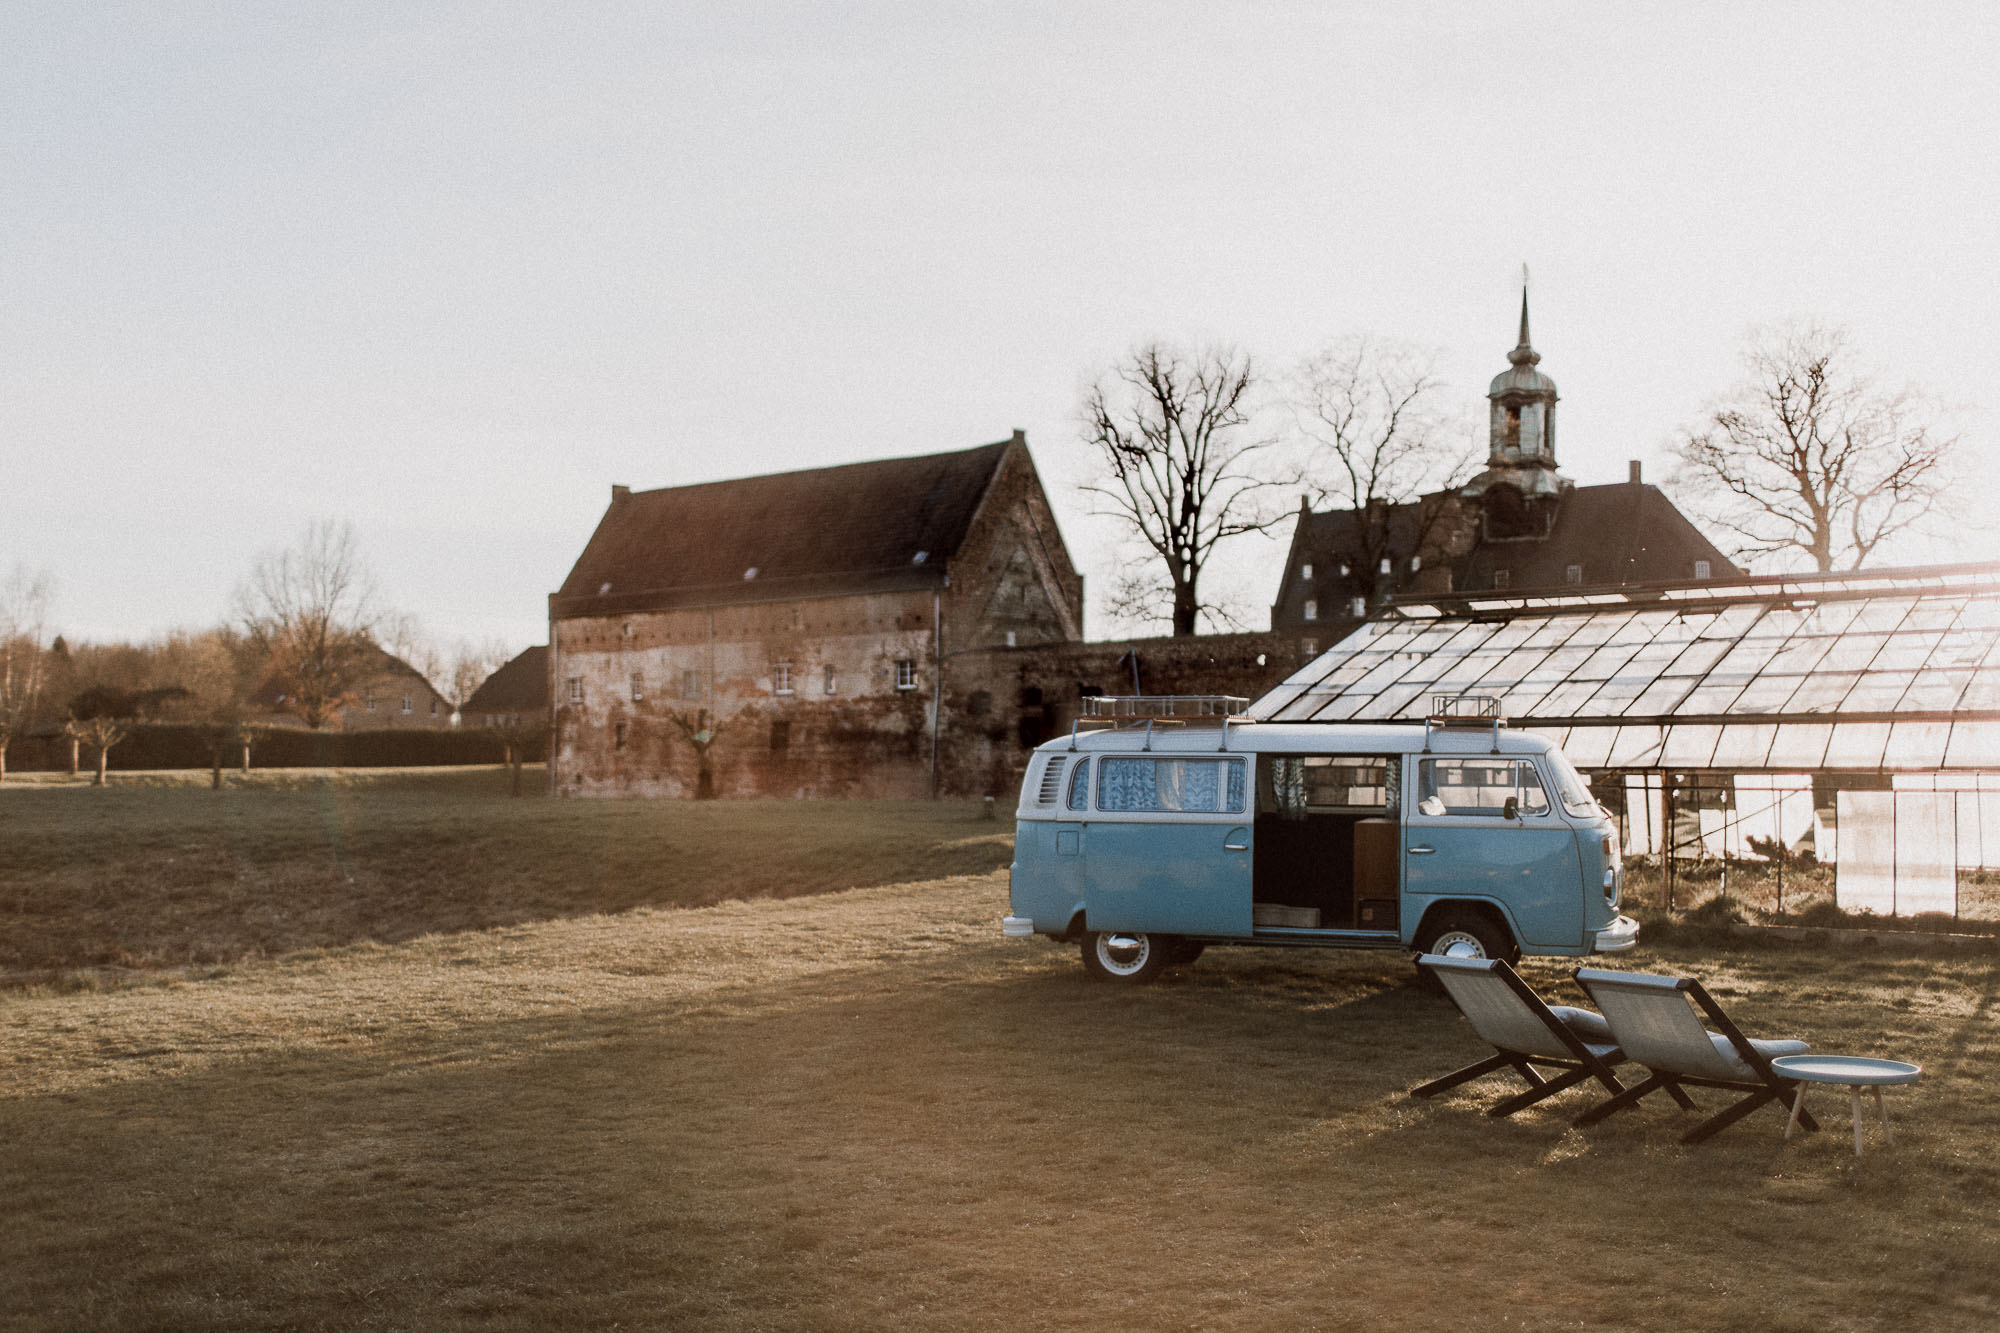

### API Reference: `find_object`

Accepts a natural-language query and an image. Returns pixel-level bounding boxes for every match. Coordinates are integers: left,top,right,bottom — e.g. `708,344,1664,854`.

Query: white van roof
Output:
1036,721,1555,758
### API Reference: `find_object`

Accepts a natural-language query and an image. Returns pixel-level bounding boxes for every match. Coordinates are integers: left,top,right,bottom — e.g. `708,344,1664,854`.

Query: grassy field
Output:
0,767,1013,983
3,779,1998,1329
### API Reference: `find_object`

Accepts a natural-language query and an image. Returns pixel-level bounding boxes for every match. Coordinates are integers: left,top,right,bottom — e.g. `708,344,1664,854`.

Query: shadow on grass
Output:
3,940,1997,1331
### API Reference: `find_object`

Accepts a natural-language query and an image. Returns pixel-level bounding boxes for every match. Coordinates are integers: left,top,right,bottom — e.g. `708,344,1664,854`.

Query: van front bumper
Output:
1002,915,1036,939
1593,914,1641,952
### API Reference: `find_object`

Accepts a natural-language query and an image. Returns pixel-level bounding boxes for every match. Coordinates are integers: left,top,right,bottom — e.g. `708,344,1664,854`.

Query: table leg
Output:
1785,1086,1806,1141
1850,1085,1865,1156
1873,1086,1893,1146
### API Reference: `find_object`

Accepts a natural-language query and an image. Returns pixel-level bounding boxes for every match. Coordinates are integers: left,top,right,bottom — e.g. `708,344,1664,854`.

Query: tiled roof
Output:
1461,483,1737,590
552,439,1015,616
464,646,548,713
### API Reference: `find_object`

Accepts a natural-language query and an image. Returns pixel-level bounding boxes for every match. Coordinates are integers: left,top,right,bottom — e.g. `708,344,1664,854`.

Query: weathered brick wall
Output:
551,590,942,798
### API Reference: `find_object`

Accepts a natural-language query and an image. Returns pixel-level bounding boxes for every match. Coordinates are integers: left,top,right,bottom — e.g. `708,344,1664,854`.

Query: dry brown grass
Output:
1,845,1997,1329
0,770,1012,982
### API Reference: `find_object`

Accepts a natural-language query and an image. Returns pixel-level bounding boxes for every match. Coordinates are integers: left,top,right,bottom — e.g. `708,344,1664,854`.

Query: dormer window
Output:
1300,563,1313,581
1350,597,1367,618
743,567,759,580
911,550,929,565
1303,599,1318,622
1694,560,1712,580
1493,568,1511,590
1566,564,1584,585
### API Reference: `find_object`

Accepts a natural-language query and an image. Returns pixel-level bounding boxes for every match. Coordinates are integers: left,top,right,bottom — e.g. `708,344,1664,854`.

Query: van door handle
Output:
1223,827,1250,851
1407,845,1436,854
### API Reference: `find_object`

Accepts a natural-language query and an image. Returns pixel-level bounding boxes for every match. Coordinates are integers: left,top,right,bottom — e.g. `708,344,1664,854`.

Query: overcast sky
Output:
6,2,1997,657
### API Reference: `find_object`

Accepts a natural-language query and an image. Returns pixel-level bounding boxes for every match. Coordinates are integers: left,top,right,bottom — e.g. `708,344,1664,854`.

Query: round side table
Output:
1771,1055,1922,1156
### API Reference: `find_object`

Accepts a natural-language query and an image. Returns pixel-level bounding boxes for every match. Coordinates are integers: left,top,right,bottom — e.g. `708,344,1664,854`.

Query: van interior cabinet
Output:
1351,818,1399,930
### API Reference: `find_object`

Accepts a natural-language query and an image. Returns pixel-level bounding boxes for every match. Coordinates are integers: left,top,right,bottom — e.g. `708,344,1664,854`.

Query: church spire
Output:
1512,288,1539,366
1460,279,1567,504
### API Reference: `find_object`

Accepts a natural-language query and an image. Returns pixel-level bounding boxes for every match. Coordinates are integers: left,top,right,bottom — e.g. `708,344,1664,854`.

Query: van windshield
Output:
1542,748,1602,818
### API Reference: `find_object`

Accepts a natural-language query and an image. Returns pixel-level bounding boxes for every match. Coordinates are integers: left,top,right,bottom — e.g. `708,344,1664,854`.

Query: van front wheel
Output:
1416,912,1520,966
1081,931,1170,983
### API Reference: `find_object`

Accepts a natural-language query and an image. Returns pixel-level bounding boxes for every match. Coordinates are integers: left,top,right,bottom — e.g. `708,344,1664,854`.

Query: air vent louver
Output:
1036,756,1068,805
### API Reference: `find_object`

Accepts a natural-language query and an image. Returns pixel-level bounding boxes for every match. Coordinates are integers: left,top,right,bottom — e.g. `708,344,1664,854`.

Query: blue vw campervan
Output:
1002,698,1638,982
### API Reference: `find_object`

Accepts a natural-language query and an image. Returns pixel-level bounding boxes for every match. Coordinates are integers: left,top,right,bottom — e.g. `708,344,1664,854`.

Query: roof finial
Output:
1510,264,1540,367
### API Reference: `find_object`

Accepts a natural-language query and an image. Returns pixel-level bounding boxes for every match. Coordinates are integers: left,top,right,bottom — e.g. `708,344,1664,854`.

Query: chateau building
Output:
1271,296,1736,662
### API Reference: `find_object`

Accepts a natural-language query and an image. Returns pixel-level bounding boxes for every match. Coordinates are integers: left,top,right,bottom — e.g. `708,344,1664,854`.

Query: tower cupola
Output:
1464,286,1568,504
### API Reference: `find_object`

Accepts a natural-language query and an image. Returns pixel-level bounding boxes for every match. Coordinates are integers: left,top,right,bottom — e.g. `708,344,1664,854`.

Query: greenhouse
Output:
1249,562,2000,921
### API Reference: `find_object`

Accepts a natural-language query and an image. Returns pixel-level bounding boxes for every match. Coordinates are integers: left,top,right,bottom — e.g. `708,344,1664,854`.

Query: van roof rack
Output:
1069,695,1251,752
1424,694,1506,753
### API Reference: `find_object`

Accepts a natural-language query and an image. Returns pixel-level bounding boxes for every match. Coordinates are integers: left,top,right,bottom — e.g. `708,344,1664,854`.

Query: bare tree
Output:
1081,342,1282,635
1672,322,1958,571
669,708,723,799
236,520,381,728
0,566,54,782
1289,336,1477,580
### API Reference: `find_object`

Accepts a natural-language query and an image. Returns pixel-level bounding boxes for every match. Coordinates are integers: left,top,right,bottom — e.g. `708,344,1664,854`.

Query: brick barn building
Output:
547,433,1083,798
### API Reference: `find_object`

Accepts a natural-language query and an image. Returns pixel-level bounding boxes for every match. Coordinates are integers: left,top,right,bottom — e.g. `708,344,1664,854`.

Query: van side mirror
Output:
1503,796,1519,821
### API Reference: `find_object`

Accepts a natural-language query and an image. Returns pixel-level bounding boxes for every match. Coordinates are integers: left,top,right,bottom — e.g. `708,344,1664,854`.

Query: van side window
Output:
1415,759,1550,817
1066,759,1091,811
1097,757,1246,814
1266,756,1400,819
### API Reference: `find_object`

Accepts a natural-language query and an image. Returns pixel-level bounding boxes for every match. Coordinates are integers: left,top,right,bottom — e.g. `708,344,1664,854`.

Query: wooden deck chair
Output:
1570,968,1819,1144
1411,955,1630,1118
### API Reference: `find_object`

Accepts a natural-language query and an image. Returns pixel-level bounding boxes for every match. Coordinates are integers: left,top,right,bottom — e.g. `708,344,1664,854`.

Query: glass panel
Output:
1709,723,1779,769
1433,651,1508,691
1929,629,1994,670
1700,603,1768,638
1869,632,1942,672
1559,612,1635,648
1307,692,1368,721
1793,600,1863,636
1760,635,1835,675
1626,676,1697,717
1561,726,1617,767
1478,648,1552,689
1824,722,1891,769
1956,669,2000,712
1901,670,1971,713
1067,760,1091,810
1892,792,1957,914
1572,642,1641,680
1944,721,2000,769
1730,674,1805,714
1767,723,1833,769
1785,671,1860,713
1606,725,1665,768
1351,680,1430,720
1660,639,1733,676
1884,720,1952,769
1835,791,1896,913
1661,724,1721,768
1900,602,1960,633
1299,757,1393,810
1817,634,1887,672
1522,644,1596,682
1842,670,1915,713
1673,682,1747,715
1848,598,1916,634
1520,615,1589,649
1709,638,1784,676
1534,679,1610,718
1572,674,1652,716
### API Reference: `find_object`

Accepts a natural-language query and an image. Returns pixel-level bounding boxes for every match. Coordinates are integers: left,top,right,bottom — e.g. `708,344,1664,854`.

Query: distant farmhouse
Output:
548,433,1082,798
255,644,452,730
1270,297,1736,664
464,645,548,728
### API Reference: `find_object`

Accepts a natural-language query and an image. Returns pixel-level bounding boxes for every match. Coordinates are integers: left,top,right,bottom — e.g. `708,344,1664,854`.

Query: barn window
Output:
401,696,412,713
769,720,791,752
773,662,794,695
895,659,917,690
567,677,583,703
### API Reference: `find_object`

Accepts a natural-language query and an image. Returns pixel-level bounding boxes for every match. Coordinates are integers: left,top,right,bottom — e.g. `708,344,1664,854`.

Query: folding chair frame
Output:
1411,957,1629,1119
1570,970,1820,1145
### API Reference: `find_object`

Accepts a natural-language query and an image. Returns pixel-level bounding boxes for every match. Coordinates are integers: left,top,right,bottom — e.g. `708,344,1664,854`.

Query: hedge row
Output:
3,723,549,772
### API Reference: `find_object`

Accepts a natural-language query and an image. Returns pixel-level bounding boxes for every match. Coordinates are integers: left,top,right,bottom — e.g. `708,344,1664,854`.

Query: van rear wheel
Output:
1081,931,1170,983
1416,912,1520,967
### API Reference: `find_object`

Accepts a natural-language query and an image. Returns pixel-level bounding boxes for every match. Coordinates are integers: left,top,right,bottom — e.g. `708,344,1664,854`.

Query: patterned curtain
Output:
1099,758,1246,813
